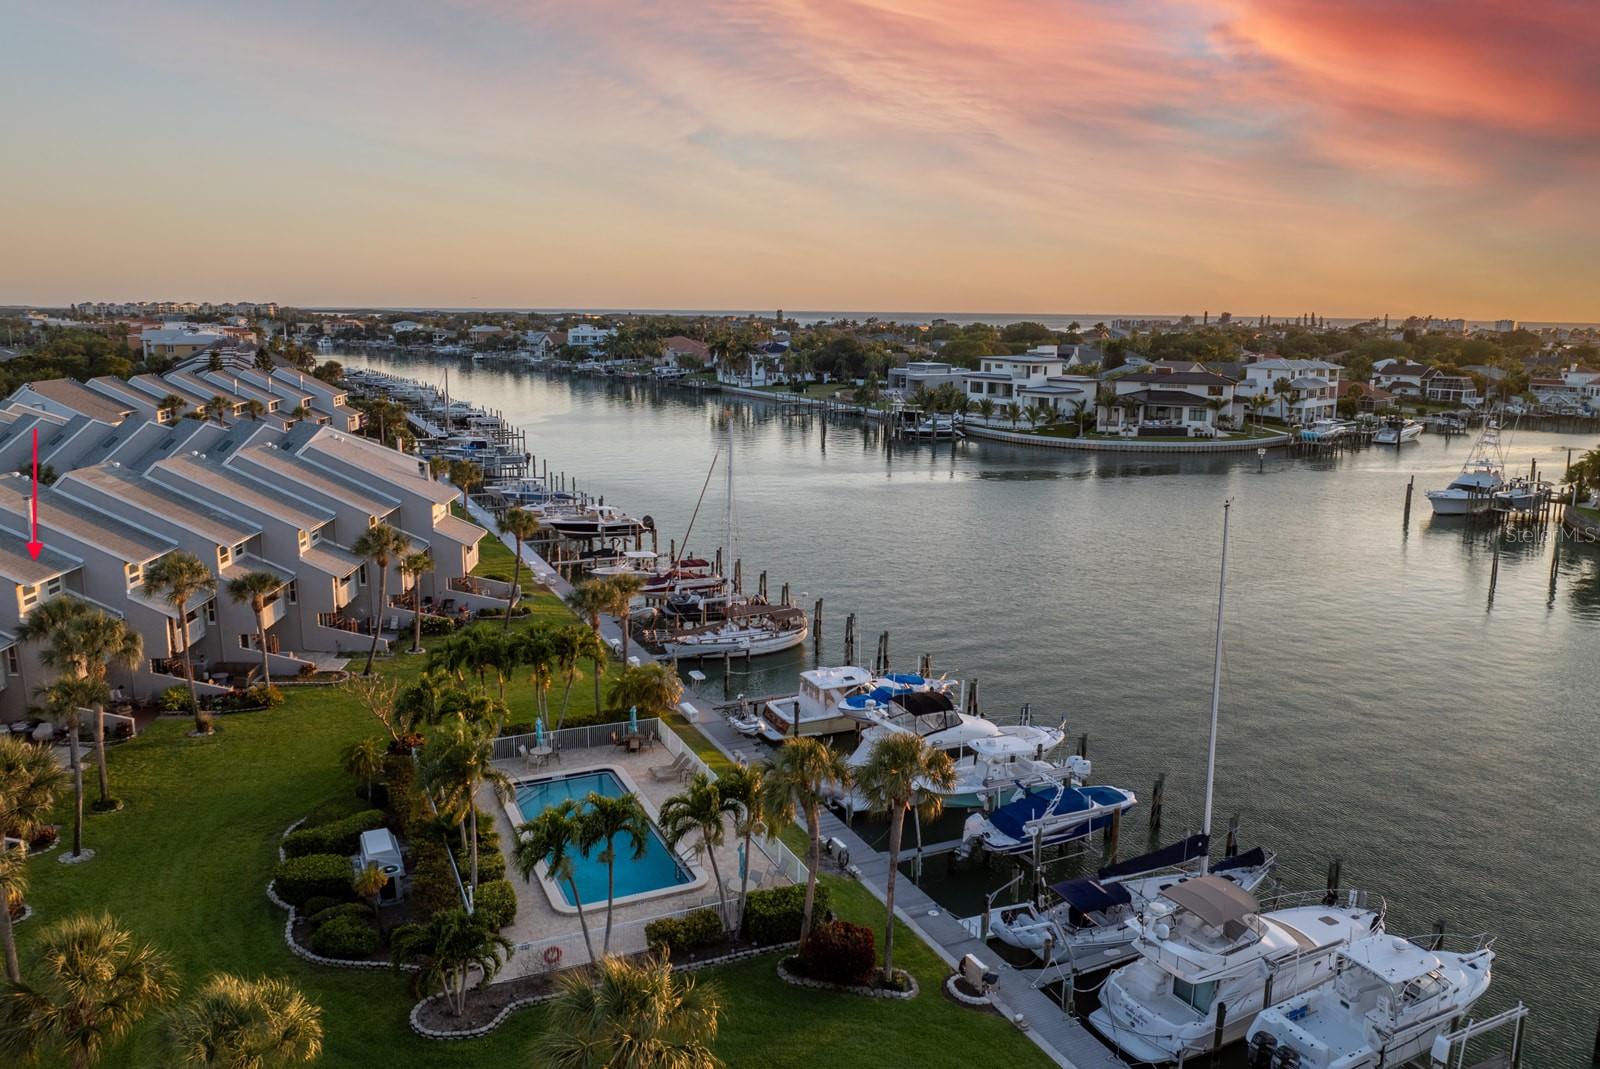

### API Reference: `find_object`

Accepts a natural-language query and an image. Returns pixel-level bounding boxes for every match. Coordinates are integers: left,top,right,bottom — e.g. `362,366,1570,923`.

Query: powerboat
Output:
641,557,725,594
658,603,808,660
1246,933,1493,1069
957,780,1137,856
544,505,649,540
1089,878,1386,1064
1298,419,1348,443
756,665,876,741
1373,417,1423,445
975,834,1277,971
588,549,662,578
1426,422,1504,515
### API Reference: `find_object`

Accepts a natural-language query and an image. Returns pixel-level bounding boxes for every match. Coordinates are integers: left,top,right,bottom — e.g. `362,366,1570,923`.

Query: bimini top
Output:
1339,934,1445,985
1161,875,1259,929
891,690,955,717
1098,833,1210,881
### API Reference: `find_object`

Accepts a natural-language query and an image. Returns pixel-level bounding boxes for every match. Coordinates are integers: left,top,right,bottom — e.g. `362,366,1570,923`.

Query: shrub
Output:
301,796,367,830
307,902,374,931
743,883,829,945
28,825,58,851
248,684,285,708
454,846,505,883
419,615,457,636
310,915,378,959
645,908,723,955
797,920,875,985
282,809,385,858
273,854,357,907
5,886,21,920
410,842,464,916
300,895,344,918
473,879,517,929
158,685,194,712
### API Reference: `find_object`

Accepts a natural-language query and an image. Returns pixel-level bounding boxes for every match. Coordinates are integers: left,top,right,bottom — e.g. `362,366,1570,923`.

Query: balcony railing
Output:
316,612,365,634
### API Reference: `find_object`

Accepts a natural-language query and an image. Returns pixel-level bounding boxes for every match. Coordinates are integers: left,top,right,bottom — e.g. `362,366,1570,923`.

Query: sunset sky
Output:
4,1,1597,320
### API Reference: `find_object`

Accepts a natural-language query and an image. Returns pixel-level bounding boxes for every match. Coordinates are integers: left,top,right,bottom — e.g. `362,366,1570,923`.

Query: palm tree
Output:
1001,402,1020,429
352,863,390,931
551,624,607,731
975,397,996,424
157,393,189,421
853,733,956,983
513,801,596,962
1066,398,1088,438
144,551,218,732
600,575,645,663
242,399,265,422
165,974,323,1068
225,571,283,688
254,349,275,373
1272,376,1293,422
38,678,107,860
427,455,450,481
398,551,434,654
207,395,230,425
565,580,611,636
351,523,409,676
761,737,849,942
0,912,178,1069
341,736,385,801
418,719,510,898
390,909,512,1019
496,508,540,632
0,738,68,983
658,774,735,931
581,792,650,953
606,663,683,719
515,626,554,724
536,953,723,1069
447,460,483,508
712,763,772,934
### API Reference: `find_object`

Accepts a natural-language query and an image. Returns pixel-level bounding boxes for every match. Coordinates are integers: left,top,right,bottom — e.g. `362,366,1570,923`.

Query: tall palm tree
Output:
157,393,189,421
601,575,645,663
427,455,450,480
225,571,283,688
514,801,596,962
447,460,483,508
536,953,723,1069
1001,401,1020,429
207,395,230,425
341,736,385,801
165,974,323,1069
418,719,510,898
975,397,996,424
565,580,611,636
658,774,735,931
389,908,512,1019
551,624,607,731
713,763,773,933
515,626,554,724
39,678,107,860
144,551,218,732
581,792,650,953
351,523,410,676
0,912,178,1069
761,737,849,943
605,664,683,719
496,508,540,632
0,738,68,983
398,551,434,654
853,733,956,983
243,399,266,422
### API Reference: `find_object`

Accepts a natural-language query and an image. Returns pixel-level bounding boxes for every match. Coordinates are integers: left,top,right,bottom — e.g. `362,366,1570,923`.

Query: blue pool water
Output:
514,770,693,905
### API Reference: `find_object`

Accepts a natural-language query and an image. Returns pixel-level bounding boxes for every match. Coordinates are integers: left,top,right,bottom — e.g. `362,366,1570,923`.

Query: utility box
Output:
355,828,406,903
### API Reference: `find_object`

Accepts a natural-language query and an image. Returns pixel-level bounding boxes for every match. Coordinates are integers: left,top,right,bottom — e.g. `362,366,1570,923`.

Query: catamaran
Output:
1246,932,1494,1069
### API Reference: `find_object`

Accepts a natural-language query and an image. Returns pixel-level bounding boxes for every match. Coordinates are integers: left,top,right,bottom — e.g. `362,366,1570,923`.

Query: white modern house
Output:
567,324,615,351
1371,360,1430,396
1096,365,1238,436
1234,358,1342,422
962,353,1070,404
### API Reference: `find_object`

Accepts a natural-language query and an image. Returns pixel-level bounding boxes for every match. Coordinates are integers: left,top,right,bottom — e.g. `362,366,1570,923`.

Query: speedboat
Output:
545,505,649,540
1089,877,1385,1064
1298,419,1348,443
957,780,1137,857
641,557,725,594
588,549,662,578
658,603,809,661
975,834,1277,971
1246,933,1493,1069
1426,421,1504,515
1373,417,1423,445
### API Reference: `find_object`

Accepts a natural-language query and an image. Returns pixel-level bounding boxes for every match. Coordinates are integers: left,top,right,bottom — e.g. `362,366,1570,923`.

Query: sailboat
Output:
1089,503,1385,1064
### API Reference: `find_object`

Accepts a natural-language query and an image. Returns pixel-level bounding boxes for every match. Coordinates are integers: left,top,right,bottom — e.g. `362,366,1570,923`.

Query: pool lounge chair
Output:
649,753,692,781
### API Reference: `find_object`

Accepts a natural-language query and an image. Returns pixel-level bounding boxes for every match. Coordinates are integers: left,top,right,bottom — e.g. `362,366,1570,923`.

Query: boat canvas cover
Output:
891,690,955,717
1212,846,1266,873
1048,877,1133,914
1097,833,1210,881
1161,875,1259,928
988,785,1123,841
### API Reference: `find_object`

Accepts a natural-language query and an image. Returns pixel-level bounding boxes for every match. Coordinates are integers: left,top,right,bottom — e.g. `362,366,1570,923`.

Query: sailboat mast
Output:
1200,499,1231,876
724,417,736,571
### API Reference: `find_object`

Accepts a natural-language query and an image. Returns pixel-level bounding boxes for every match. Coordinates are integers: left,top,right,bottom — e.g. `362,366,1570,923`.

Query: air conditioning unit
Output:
355,827,406,903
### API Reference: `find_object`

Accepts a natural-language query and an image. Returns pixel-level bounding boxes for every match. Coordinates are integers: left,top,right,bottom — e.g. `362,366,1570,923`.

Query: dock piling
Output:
1324,857,1343,904
1225,814,1238,857
1077,732,1088,759
1148,772,1166,837
843,613,856,666
1403,476,1414,527
1210,1003,1227,1069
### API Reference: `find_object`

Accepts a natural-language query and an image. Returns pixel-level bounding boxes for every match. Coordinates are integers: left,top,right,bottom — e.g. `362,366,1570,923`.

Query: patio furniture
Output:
649,754,691,781
31,723,54,743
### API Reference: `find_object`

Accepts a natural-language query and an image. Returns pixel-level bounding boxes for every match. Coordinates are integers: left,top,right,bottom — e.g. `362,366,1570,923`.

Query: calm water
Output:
513,769,692,904
350,351,1600,1064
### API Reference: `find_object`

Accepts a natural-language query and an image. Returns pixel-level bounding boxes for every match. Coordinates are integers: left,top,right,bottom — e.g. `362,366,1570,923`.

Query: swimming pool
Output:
513,769,694,907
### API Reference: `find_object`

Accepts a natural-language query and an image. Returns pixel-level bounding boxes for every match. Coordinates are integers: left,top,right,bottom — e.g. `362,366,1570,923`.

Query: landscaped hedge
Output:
273,854,357,907
306,902,373,931
646,908,723,955
282,809,386,858
452,837,505,882
410,842,464,915
310,914,379,959
744,884,829,945
473,879,517,929
798,919,875,985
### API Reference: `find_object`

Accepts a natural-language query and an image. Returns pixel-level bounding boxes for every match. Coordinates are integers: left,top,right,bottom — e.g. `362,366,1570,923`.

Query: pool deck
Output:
482,743,789,967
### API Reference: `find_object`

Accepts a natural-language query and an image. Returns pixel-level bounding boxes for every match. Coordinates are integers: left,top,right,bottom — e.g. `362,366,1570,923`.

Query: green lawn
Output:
18,531,1053,1069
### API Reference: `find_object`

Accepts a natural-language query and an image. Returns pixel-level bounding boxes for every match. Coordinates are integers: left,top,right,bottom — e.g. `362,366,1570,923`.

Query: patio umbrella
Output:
628,705,638,734
534,717,545,748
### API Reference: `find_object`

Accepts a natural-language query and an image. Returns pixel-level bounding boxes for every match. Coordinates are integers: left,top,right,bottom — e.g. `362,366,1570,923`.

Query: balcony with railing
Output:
316,612,366,634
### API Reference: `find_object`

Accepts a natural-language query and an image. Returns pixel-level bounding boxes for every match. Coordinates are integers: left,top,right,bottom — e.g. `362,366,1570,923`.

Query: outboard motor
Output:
641,514,655,530
1271,1042,1300,1069
1247,1031,1278,1069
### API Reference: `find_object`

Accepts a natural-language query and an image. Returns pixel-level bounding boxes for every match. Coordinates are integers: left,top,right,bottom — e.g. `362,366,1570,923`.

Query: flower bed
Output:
776,956,918,1000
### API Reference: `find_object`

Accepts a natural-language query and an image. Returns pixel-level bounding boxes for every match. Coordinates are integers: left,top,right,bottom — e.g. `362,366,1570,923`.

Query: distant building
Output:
1494,319,1519,333
887,361,964,394
567,324,615,350
1371,360,1430,396
1096,365,1237,436
1233,358,1342,423
662,336,709,368
140,327,225,360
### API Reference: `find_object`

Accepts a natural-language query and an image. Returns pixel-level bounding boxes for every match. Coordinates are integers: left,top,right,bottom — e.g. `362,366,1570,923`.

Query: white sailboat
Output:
1246,932,1494,1069
1089,503,1386,1063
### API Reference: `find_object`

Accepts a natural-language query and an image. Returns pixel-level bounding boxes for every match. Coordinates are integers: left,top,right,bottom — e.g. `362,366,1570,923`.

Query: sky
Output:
2,1,1597,320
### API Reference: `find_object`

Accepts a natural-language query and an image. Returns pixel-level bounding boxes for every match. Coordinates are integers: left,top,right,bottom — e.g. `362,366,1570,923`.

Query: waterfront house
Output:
1233,358,1341,422
1336,380,1392,413
0,529,86,719
1422,370,1481,406
662,336,710,369
962,353,1070,404
1371,360,1430,396
1095,365,1237,436
567,324,615,351
887,361,965,395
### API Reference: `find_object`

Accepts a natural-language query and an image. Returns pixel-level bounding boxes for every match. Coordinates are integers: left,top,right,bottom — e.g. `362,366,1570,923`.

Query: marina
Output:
337,349,1600,1066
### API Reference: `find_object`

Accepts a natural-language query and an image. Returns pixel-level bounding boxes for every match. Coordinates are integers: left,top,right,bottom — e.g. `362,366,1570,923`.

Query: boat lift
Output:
1429,1003,1530,1069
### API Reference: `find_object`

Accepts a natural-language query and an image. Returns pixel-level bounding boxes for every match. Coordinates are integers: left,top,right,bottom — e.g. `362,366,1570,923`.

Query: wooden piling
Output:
733,559,742,594
880,630,890,671
1148,772,1166,836
812,598,823,663
1077,732,1088,759
722,650,731,699
1105,806,1121,861
1324,857,1342,904
1210,1002,1227,1069
758,570,767,600
780,582,790,607
1225,814,1238,857
1403,476,1414,526
843,613,856,666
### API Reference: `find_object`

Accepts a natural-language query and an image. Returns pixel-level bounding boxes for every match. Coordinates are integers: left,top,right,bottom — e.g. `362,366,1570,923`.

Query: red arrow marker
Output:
26,426,43,560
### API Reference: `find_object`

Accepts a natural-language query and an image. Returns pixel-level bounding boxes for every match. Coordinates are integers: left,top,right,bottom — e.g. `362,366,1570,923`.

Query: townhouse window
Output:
19,584,37,609
4,647,18,675
358,565,368,587
239,634,251,649
234,541,248,558
287,580,297,605
204,601,216,625
218,546,231,567
43,576,62,597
